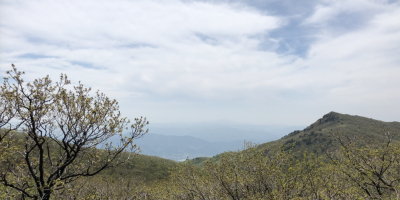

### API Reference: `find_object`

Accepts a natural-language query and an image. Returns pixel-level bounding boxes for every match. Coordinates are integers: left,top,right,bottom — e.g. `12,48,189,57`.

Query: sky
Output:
1,0,399,126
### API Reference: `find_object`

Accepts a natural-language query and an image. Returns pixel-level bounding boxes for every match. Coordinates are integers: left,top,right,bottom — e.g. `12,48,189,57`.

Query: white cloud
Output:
303,0,392,25
0,0,282,95
1,0,399,125
0,0,291,124
299,2,400,121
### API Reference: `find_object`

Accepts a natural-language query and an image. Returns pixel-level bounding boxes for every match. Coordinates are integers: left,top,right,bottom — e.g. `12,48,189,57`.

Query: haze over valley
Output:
130,122,304,160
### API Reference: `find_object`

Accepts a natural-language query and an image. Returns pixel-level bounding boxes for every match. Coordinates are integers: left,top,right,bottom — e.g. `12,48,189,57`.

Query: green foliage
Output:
0,65,148,200
100,154,179,182
154,143,332,199
146,131,400,199
3,124,400,199
327,128,400,198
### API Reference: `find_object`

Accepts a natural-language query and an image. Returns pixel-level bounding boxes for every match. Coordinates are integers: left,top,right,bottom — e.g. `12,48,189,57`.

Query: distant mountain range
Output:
108,122,303,161
148,122,303,142
134,134,245,161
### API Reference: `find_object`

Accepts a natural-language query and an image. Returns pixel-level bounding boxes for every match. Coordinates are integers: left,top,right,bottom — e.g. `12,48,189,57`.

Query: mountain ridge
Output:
270,111,400,154
187,111,400,166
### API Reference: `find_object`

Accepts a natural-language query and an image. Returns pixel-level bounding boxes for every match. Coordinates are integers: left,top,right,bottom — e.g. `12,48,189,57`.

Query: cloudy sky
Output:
1,0,399,126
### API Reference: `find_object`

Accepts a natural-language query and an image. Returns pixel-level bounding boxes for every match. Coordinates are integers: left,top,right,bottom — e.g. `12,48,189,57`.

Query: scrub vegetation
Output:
1,67,400,199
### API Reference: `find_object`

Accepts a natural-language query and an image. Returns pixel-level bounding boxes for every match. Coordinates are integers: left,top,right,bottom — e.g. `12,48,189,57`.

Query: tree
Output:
166,143,331,200
0,64,23,143
326,127,400,198
0,65,148,200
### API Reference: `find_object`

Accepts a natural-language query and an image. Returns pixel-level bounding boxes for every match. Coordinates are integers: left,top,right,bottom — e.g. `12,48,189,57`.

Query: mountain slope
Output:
187,111,400,166
265,111,400,154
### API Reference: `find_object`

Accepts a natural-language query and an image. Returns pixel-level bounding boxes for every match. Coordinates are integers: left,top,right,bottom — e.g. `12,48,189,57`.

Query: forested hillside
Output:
274,111,400,153
3,112,400,199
